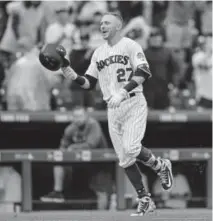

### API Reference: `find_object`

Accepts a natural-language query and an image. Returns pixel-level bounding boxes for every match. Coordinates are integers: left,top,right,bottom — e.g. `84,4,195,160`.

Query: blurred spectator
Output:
51,75,73,111
152,1,168,28
0,49,14,110
74,19,92,45
0,61,4,90
42,1,75,25
4,41,59,111
192,34,212,109
153,164,191,209
0,166,21,213
0,2,8,41
107,1,118,12
90,167,114,210
121,16,150,49
164,1,203,50
77,1,107,21
163,1,207,102
40,106,111,209
74,2,107,48
200,1,212,36
120,1,150,49
68,34,95,109
0,1,46,53
89,11,106,49
0,50,11,87
117,1,143,24
143,28,180,109
44,7,76,56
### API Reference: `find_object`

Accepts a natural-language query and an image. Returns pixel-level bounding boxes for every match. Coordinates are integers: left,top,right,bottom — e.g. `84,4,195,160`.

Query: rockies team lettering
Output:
86,37,146,101
96,55,130,71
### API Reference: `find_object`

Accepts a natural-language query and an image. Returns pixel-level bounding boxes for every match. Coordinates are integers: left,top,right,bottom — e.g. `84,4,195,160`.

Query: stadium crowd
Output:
0,1,211,212
0,0,212,111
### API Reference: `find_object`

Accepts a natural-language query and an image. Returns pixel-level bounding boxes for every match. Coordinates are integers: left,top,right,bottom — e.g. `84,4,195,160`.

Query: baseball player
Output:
40,12,173,216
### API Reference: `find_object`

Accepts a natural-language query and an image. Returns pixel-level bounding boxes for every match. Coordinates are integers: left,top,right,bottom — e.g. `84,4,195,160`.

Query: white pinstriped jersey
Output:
86,37,149,101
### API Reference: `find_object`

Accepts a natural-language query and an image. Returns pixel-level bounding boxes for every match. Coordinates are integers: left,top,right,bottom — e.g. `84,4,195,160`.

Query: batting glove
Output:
108,89,129,108
56,45,77,80
56,45,69,67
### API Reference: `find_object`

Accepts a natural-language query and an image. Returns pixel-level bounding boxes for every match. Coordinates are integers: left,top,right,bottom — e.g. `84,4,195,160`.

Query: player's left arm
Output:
108,42,151,108
123,42,151,93
56,45,98,90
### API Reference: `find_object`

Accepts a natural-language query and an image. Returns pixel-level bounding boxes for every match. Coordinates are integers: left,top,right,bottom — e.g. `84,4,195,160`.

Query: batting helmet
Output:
39,44,63,71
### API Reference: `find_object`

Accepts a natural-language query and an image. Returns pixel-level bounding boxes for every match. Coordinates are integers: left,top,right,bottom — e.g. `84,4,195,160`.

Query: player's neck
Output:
107,33,122,47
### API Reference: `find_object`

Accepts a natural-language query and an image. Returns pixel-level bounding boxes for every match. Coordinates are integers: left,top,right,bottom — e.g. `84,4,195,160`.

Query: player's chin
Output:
102,33,109,39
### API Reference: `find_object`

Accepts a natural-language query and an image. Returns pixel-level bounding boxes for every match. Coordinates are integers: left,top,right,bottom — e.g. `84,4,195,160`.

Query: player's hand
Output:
56,45,70,67
108,89,129,108
55,45,78,80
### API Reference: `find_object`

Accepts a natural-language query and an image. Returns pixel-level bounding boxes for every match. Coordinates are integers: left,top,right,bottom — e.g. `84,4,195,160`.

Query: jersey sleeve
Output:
85,50,98,79
129,41,149,71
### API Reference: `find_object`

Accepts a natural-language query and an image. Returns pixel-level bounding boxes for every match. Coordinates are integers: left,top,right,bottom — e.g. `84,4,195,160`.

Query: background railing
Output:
0,110,211,211
0,110,211,122
0,148,212,212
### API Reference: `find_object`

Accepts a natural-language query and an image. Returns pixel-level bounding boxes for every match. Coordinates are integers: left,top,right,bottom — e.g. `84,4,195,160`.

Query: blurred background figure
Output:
0,2,8,42
51,74,73,111
119,1,150,49
143,28,180,110
152,164,191,209
163,1,203,95
3,39,59,111
199,1,212,36
73,1,107,50
0,166,21,213
89,11,106,49
42,1,76,27
0,0,211,111
151,1,168,28
40,106,112,209
44,5,76,56
192,34,212,109
89,166,114,210
164,1,203,50
76,1,107,22
68,33,95,110
73,0,107,49
0,53,5,92
0,1,46,54
0,49,17,110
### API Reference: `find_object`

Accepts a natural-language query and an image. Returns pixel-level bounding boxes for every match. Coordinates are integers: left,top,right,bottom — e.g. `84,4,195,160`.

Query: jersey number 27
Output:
117,68,133,82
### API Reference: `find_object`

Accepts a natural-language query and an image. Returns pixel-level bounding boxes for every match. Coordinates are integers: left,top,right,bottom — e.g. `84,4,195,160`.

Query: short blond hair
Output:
103,11,123,25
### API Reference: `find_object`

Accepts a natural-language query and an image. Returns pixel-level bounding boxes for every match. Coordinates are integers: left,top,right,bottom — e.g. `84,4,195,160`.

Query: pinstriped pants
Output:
107,93,148,168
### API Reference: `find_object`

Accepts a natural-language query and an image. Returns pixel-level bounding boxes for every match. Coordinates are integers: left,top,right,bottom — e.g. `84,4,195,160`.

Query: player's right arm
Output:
56,45,98,90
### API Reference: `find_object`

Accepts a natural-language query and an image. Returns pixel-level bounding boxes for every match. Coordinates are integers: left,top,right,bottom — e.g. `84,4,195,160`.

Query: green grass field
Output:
0,209,212,221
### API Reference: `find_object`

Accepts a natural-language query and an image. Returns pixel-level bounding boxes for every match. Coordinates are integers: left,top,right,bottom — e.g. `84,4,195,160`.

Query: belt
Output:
106,92,139,104
129,92,136,98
